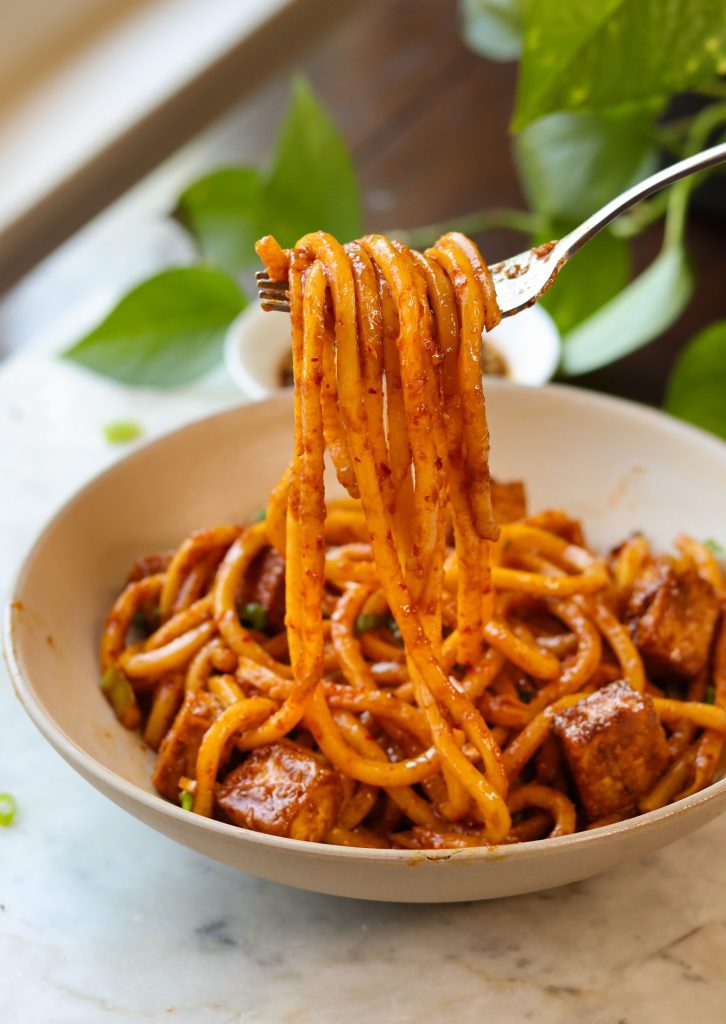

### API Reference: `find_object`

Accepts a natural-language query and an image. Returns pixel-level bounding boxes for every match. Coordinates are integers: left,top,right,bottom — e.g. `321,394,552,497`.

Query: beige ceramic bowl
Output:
6,381,726,902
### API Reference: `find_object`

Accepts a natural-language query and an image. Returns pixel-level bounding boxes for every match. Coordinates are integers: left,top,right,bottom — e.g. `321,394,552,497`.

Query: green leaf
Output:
540,226,631,335
560,246,693,376
178,78,361,273
459,0,523,61
263,76,362,248
665,320,726,439
705,538,725,556
176,168,264,272
63,268,247,387
515,107,660,223
514,0,726,130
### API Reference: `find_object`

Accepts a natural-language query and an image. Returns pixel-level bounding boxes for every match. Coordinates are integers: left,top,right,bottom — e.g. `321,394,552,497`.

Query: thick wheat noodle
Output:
99,228,726,852
306,685,440,786
502,694,588,781
527,600,603,713
266,461,291,557
680,619,726,797
320,309,360,498
143,673,184,750
640,745,698,812
331,710,440,827
507,783,577,838
359,631,406,664
120,620,217,680
194,697,278,816
379,272,414,560
575,595,645,692
172,552,220,614
160,526,241,620
145,596,212,651
360,235,444,607
345,241,393,520
654,698,726,732
186,637,230,693
338,786,380,830
330,583,376,690
289,232,510,839
613,535,650,592
427,233,500,541
236,259,328,750
100,573,164,671
676,535,725,595
213,524,293,678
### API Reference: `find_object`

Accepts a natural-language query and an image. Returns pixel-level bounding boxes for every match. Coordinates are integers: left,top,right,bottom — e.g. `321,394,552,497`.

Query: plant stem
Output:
391,208,543,249
611,190,672,239
696,82,726,100
664,102,726,250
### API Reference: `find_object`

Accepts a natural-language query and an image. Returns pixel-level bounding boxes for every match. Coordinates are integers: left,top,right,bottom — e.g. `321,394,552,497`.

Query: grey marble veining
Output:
2,347,726,1023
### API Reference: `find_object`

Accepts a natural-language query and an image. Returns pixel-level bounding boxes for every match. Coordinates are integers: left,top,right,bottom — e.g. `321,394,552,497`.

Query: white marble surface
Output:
3,346,726,1023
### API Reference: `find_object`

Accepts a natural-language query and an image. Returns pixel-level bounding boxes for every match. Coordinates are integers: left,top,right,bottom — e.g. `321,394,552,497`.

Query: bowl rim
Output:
5,379,726,865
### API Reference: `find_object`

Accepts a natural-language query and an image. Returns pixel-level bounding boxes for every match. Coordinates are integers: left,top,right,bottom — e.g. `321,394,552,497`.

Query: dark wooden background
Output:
2,0,723,407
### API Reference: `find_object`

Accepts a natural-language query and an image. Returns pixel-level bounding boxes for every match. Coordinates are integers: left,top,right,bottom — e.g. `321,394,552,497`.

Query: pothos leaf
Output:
63,268,247,387
540,226,631,336
459,0,523,62
176,168,263,272
560,245,693,376
665,320,726,439
263,77,362,248
514,106,661,223
514,0,726,130
177,77,362,273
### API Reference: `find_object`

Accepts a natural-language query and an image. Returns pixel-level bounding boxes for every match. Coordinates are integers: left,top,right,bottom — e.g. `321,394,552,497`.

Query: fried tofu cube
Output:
152,691,221,801
552,681,669,821
491,479,527,524
126,550,174,583
627,559,719,680
252,547,286,631
237,546,286,632
215,741,343,842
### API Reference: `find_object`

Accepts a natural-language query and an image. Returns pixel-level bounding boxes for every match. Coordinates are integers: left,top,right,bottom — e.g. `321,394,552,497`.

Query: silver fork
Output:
257,141,726,317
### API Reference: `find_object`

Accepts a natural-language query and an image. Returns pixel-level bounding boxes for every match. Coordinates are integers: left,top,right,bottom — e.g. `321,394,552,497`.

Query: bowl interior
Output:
7,381,726,900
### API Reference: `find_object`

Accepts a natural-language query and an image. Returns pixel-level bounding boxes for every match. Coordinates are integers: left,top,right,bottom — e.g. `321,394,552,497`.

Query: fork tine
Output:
255,271,287,286
261,298,291,313
258,288,291,301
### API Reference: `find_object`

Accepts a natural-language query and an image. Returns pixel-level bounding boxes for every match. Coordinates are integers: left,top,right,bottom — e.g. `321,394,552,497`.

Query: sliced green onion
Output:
705,685,716,705
238,602,268,632
0,793,17,827
179,790,194,812
100,666,140,729
253,508,267,523
130,608,159,638
103,419,142,444
387,615,403,645
705,538,725,557
355,613,388,635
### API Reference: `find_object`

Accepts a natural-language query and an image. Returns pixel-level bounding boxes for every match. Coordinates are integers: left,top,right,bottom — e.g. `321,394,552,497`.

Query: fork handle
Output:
562,140,726,258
